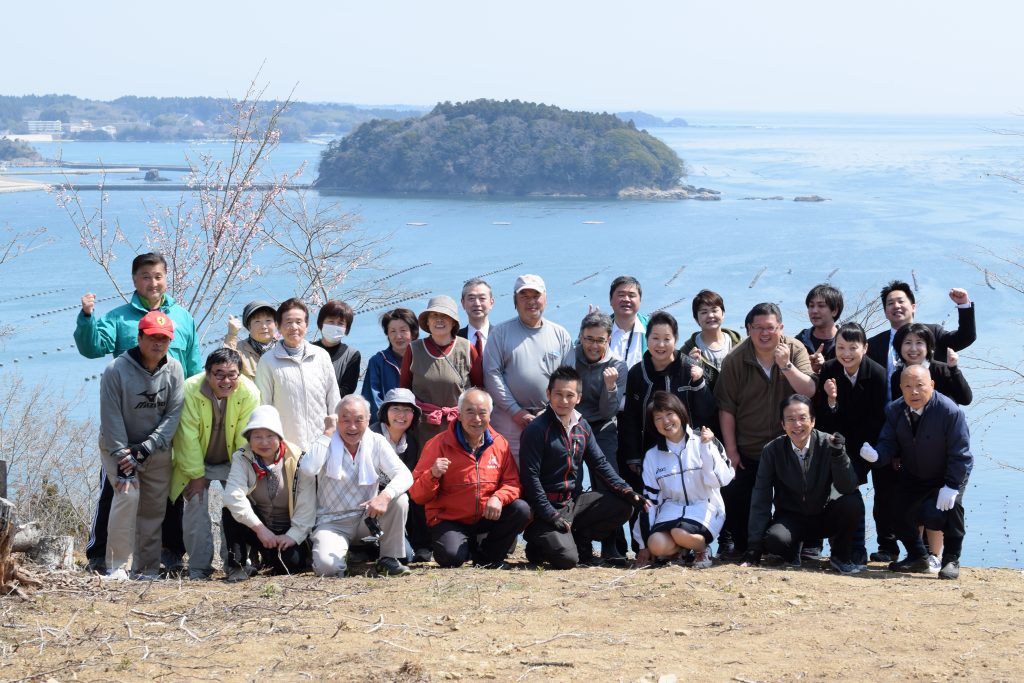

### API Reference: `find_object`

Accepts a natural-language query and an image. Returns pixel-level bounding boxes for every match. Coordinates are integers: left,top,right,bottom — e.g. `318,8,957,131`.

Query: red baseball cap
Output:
139,311,175,339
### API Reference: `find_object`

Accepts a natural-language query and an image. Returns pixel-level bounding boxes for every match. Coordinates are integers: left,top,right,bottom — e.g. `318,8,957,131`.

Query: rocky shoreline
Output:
617,184,722,200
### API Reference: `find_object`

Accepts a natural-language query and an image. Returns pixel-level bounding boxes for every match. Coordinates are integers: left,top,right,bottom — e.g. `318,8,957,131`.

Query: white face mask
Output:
321,324,347,343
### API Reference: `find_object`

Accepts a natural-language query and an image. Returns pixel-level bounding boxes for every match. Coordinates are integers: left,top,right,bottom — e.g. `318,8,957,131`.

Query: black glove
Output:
625,491,647,510
128,443,151,465
553,516,571,533
827,432,846,449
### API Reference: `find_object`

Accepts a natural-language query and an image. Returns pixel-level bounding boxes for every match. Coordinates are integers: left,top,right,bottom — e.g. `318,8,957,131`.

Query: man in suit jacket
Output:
867,281,976,398
457,278,494,357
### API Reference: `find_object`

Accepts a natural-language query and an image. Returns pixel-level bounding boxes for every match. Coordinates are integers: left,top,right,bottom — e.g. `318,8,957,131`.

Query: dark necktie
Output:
475,331,483,357
909,411,920,436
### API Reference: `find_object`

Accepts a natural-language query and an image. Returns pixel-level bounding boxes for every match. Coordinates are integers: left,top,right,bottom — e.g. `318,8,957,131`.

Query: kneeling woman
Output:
222,405,308,581
634,391,734,568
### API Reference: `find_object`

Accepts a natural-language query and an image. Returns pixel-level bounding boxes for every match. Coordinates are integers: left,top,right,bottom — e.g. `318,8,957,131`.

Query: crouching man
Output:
860,365,972,579
410,388,530,568
294,395,412,577
742,394,864,575
520,366,647,569
99,311,184,580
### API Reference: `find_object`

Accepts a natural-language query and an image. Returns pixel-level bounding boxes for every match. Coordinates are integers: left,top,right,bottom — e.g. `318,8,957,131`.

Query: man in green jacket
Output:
77,252,201,574
172,348,261,579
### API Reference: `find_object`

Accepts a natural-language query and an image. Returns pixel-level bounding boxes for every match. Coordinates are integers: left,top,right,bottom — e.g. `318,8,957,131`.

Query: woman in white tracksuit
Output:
634,390,735,568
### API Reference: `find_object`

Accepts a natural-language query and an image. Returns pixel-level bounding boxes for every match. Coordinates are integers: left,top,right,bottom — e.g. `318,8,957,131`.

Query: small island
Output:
315,99,688,198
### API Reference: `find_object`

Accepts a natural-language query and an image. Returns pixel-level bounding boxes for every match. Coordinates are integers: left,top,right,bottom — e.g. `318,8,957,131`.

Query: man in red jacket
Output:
410,388,530,568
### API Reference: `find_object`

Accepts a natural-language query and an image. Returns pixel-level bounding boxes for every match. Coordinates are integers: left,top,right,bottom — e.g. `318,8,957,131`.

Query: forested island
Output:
315,99,686,197
0,137,41,162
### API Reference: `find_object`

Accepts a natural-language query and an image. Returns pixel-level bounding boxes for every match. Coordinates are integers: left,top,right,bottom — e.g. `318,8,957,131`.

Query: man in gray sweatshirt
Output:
484,274,573,462
99,311,185,579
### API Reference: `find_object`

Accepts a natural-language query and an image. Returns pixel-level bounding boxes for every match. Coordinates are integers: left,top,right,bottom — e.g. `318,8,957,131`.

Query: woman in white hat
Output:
222,405,308,581
370,388,431,562
400,295,483,444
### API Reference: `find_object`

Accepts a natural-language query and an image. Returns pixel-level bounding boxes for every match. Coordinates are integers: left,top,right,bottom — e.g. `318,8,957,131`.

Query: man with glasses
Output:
171,347,261,579
562,311,629,565
714,303,816,559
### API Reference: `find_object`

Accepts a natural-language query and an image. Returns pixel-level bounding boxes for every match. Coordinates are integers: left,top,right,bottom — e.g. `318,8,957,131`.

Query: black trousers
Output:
721,453,758,554
221,508,307,575
896,477,967,563
524,492,632,569
86,468,186,563
762,493,864,564
871,464,901,556
430,499,531,567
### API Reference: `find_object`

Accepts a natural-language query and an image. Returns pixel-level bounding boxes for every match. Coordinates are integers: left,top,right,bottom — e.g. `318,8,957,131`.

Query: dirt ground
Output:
1,553,1022,683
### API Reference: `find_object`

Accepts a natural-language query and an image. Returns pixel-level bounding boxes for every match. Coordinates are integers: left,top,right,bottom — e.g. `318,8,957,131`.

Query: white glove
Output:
859,442,878,463
936,486,959,512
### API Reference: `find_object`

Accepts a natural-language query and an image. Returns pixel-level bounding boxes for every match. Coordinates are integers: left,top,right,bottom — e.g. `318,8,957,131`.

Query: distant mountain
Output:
0,94,423,142
615,111,688,128
315,99,685,197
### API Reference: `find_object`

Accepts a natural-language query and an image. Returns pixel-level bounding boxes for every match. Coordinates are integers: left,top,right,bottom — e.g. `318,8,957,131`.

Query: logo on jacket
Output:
135,388,166,409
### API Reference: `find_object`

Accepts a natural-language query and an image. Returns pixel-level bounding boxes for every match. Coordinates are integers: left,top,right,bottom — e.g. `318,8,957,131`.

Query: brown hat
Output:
138,311,174,338
417,295,460,331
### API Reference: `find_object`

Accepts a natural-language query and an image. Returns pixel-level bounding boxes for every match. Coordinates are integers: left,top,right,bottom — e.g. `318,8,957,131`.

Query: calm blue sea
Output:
1,112,1021,567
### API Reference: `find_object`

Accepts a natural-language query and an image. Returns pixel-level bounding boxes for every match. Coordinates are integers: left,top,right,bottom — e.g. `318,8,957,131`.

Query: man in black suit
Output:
867,282,976,400
457,278,493,358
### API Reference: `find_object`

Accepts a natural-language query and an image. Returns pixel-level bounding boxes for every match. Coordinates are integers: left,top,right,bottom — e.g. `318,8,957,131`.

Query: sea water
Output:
1,112,1021,567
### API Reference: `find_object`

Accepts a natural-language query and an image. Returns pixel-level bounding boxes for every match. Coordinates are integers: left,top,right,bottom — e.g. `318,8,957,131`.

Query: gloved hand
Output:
859,442,878,463
626,491,647,511
553,516,571,533
936,486,959,512
828,432,846,449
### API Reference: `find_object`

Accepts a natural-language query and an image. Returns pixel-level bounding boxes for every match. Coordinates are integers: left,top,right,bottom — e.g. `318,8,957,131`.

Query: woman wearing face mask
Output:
890,323,972,406
400,295,483,444
224,300,279,381
313,300,362,398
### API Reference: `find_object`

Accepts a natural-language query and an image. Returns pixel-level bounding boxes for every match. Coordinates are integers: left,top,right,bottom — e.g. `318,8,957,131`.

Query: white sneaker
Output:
692,550,713,569
103,567,130,582
927,554,941,574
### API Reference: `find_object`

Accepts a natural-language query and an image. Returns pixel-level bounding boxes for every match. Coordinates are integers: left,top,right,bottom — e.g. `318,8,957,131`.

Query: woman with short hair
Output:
254,298,340,450
361,308,419,416
224,300,279,381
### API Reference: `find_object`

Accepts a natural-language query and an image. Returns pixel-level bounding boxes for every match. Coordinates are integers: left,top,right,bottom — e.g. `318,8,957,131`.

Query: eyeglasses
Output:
581,336,609,345
212,371,240,381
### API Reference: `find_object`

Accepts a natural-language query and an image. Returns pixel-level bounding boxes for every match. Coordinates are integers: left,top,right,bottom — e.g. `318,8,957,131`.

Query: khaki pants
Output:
102,448,172,575
181,462,231,578
311,493,408,576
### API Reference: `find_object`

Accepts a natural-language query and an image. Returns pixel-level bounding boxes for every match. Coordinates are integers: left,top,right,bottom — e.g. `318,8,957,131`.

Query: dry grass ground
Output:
1,555,1022,683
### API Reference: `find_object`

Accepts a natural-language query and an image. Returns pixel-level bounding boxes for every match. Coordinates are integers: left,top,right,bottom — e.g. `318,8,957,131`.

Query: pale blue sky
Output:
6,0,1022,114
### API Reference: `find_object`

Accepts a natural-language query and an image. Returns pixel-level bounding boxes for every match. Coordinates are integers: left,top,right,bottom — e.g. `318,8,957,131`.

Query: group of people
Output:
76,252,976,581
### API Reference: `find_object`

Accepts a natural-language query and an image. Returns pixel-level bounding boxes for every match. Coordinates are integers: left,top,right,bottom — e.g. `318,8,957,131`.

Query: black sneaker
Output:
938,560,960,580
375,557,411,577
869,550,896,563
600,549,630,568
85,558,107,574
161,549,185,577
888,555,931,573
411,547,433,563
829,557,861,575
225,566,250,583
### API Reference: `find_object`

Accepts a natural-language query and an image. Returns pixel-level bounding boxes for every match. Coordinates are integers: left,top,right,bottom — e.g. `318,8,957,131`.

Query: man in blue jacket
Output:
76,252,201,575
860,365,973,579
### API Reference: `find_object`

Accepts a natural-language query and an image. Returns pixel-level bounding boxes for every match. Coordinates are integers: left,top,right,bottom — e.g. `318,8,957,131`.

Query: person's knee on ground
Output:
433,530,472,568
311,530,349,577
764,522,797,560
